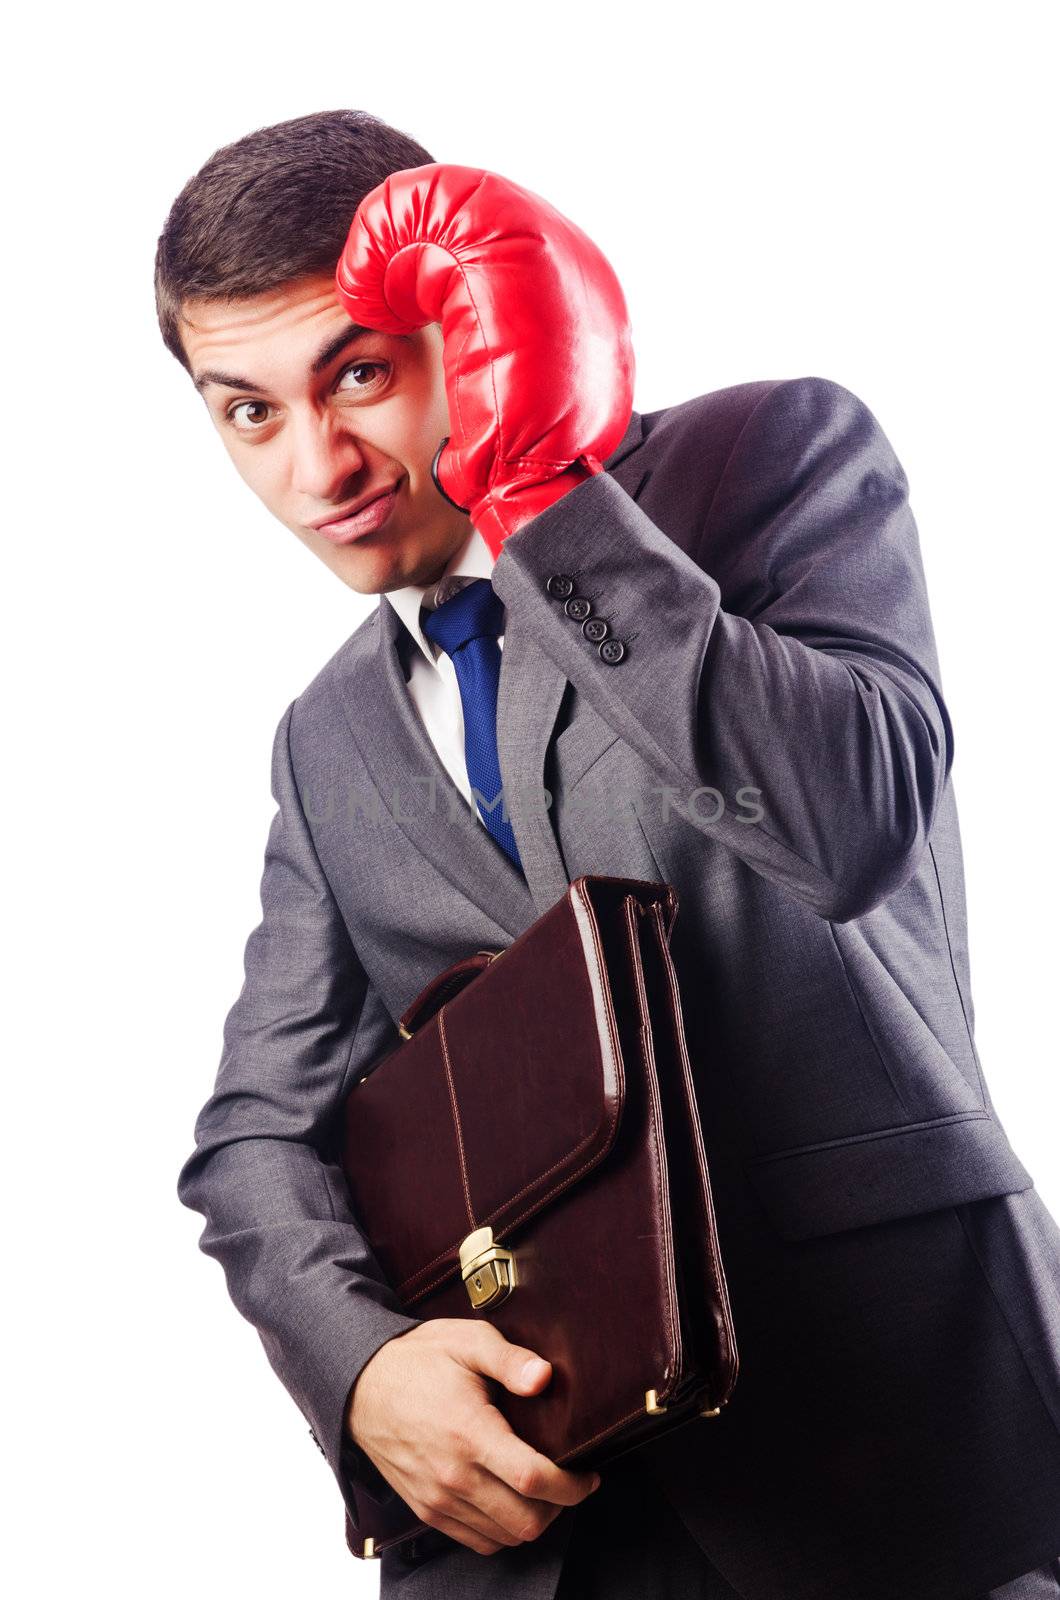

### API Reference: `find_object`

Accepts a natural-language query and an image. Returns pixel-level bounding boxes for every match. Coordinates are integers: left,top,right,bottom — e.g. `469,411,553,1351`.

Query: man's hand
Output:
345,1318,601,1555
334,163,634,556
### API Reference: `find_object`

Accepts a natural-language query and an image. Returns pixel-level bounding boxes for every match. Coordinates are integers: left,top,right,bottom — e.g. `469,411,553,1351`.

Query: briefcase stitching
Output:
620,891,681,1397
437,1007,476,1232
645,896,739,1395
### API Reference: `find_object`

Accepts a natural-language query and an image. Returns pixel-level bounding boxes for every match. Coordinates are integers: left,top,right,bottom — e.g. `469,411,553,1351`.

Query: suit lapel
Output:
495,622,571,917
340,411,648,938
355,599,537,941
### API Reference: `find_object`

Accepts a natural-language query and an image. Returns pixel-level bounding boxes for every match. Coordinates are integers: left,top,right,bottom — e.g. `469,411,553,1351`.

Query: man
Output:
164,110,1060,1599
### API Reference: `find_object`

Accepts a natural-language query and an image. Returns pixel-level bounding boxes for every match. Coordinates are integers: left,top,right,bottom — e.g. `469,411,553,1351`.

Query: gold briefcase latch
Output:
459,1226,516,1309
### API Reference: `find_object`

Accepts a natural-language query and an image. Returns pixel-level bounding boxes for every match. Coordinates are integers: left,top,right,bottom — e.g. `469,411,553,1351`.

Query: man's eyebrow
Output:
309,322,374,375
193,322,384,394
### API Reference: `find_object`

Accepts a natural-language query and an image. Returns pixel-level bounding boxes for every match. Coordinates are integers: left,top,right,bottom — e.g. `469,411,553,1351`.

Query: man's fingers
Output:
421,1506,507,1557
421,1475,566,1553
457,1461,570,1544
413,1473,542,1553
478,1419,599,1508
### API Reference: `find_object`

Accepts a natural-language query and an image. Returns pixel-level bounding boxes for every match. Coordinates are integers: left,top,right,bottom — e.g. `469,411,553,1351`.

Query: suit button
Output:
583,617,610,643
599,638,626,664
546,574,575,599
565,596,592,621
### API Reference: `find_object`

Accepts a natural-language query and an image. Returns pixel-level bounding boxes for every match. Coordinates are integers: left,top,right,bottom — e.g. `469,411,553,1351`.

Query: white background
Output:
6,2,1056,1594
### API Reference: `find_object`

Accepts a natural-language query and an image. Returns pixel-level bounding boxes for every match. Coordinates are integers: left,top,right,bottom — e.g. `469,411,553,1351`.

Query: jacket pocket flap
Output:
746,1111,1034,1241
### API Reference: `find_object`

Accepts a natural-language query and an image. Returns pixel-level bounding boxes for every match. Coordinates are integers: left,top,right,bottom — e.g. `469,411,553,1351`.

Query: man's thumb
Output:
509,1349,551,1394
474,1326,552,1394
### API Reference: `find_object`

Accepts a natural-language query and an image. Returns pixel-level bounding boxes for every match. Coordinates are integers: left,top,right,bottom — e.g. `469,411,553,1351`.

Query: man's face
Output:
180,272,472,595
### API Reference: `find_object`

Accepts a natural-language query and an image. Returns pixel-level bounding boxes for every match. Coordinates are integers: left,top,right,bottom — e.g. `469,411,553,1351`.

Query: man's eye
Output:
336,360,389,393
227,400,272,432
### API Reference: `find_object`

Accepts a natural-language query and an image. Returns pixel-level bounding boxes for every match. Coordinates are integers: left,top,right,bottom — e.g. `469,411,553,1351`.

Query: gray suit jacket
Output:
177,377,1060,1600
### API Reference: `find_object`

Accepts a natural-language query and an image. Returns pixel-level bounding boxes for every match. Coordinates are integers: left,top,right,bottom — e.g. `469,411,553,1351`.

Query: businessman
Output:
164,110,1060,1599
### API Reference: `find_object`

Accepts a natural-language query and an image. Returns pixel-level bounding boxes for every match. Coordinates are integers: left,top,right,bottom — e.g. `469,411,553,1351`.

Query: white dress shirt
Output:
382,523,503,825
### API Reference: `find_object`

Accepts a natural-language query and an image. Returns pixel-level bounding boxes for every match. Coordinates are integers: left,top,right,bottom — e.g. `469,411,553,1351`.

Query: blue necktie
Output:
422,578,524,874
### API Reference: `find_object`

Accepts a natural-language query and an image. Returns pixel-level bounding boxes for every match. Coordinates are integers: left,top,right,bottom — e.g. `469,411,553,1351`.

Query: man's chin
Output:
316,542,436,598
331,551,399,596
297,513,469,595
299,527,400,594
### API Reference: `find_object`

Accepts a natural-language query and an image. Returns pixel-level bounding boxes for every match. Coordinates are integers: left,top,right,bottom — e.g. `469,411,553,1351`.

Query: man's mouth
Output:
310,481,403,545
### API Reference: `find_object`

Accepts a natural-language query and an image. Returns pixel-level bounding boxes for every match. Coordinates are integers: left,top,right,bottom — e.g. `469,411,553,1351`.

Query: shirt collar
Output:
382,521,498,667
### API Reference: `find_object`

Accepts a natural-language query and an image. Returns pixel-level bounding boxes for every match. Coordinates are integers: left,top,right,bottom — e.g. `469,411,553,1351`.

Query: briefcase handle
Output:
398,948,502,1039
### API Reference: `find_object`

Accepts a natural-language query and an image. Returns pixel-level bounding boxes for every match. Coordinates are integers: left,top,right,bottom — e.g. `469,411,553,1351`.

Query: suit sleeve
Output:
492,375,953,923
176,697,422,1526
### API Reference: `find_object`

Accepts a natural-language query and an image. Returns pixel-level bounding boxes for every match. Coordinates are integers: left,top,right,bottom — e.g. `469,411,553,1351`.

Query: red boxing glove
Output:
334,163,635,556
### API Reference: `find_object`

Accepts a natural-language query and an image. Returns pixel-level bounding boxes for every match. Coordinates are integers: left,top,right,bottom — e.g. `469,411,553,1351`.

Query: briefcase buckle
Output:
459,1226,516,1308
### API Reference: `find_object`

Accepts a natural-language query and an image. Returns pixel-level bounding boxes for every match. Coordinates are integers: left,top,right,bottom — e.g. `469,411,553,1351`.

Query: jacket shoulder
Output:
627,375,893,524
637,373,873,457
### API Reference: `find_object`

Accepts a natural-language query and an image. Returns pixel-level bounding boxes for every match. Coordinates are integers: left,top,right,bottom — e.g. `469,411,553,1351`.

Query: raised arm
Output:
493,375,953,922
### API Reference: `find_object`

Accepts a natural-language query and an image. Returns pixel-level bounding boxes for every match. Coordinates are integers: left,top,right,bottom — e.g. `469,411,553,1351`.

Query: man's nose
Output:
289,411,366,501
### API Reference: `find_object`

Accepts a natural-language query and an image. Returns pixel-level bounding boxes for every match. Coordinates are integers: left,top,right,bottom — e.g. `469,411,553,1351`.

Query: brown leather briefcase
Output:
338,873,738,1559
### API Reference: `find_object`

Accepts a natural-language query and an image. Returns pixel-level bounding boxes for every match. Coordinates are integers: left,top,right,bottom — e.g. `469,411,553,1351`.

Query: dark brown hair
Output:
154,109,434,372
